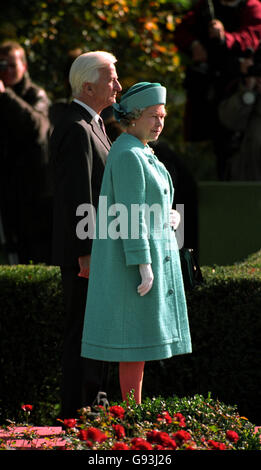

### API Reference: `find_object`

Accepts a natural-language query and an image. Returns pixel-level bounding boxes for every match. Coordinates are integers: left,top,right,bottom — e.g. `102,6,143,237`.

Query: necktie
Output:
98,117,106,135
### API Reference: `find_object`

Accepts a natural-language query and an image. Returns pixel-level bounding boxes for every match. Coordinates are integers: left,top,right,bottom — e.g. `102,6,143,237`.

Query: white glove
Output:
137,264,154,296
170,209,181,230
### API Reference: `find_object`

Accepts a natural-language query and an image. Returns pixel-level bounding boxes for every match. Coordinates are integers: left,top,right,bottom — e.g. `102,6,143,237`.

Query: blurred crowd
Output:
1,0,261,264
174,0,261,180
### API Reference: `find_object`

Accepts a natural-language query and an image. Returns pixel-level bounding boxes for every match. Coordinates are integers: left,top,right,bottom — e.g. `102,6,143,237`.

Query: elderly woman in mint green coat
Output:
81,82,192,404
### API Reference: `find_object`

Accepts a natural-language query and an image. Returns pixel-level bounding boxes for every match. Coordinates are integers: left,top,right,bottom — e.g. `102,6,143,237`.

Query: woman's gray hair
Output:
119,108,144,128
69,50,117,97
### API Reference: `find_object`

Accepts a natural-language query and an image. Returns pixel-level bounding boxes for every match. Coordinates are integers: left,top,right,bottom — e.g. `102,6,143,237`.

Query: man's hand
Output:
208,19,225,41
191,41,208,62
78,255,91,278
0,80,5,93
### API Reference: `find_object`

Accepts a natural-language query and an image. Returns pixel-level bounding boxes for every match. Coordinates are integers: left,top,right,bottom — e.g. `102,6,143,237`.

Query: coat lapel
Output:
90,119,112,151
71,101,111,151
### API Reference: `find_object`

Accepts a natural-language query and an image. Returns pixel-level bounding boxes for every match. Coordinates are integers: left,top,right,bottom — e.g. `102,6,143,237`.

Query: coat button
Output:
148,159,153,164
165,256,171,261
164,189,168,194
168,289,174,295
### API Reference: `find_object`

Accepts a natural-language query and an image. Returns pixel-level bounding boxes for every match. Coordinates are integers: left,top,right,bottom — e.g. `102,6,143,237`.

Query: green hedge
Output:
0,252,260,425
0,265,64,425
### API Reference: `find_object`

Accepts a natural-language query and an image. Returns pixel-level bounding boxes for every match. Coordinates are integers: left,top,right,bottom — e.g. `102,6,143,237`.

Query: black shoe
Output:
92,391,109,409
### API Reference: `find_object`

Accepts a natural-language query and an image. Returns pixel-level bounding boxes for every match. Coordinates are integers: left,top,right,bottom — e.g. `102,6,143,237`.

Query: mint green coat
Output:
81,133,192,362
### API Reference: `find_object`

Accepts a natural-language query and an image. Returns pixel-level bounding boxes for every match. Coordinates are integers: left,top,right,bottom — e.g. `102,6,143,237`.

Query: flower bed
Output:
63,394,260,451
2,394,259,451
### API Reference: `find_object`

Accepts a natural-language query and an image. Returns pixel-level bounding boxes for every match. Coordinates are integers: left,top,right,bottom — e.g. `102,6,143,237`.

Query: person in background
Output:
0,40,51,264
173,0,261,179
218,45,261,179
50,51,122,419
81,82,192,404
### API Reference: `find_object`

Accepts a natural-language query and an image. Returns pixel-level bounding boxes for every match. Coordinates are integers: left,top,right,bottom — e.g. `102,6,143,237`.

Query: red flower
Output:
97,405,106,411
147,430,160,443
207,439,227,450
173,430,192,443
64,419,77,428
78,432,93,448
147,430,177,449
21,404,33,412
157,432,177,449
112,442,130,450
131,438,153,450
78,429,89,441
226,430,239,443
157,411,172,423
112,424,126,439
79,427,107,443
173,412,186,427
109,405,125,419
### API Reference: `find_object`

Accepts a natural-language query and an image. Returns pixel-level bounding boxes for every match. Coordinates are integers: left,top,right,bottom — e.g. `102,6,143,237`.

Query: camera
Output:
0,59,8,71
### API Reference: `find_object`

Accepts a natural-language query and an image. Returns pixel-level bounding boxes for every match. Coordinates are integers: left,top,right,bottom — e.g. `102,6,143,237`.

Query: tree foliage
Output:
0,0,191,99
2,1,212,165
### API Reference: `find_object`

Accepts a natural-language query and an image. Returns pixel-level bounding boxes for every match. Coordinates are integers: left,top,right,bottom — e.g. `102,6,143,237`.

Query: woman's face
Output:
130,104,166,145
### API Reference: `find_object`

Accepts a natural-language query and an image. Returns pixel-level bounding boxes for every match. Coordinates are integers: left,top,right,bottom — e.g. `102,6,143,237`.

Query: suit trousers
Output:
60,266,109,419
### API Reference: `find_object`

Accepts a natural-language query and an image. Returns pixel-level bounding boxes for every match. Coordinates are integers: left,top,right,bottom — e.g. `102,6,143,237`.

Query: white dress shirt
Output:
73,99,100,124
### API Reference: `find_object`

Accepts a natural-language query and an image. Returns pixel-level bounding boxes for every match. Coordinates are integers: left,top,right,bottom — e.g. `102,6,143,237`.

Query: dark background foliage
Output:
1,0,217,179
0,0,189,98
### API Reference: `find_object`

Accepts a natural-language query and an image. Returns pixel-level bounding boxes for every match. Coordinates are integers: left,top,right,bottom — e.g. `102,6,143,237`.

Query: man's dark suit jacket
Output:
50,101,111,415
50,101,111,267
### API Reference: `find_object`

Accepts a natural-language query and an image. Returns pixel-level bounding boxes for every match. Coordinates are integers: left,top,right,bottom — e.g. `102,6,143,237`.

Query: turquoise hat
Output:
113,82,166,121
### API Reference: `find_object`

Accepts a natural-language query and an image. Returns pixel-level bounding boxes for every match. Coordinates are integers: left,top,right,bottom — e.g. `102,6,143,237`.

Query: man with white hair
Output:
50,51,122,419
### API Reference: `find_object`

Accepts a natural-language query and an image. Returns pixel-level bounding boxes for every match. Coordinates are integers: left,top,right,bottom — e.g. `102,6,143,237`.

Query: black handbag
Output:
179,247,204,291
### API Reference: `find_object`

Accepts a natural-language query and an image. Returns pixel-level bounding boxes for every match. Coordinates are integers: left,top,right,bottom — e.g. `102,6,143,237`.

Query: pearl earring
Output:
131,122,136,127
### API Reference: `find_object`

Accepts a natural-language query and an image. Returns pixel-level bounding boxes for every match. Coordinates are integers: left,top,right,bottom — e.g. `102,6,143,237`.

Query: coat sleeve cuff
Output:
125,248,152,266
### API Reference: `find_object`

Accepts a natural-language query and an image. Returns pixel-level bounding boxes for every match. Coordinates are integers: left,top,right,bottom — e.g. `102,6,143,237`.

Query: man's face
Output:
0,49,27,87
89,63,122,112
